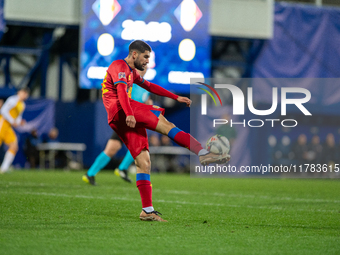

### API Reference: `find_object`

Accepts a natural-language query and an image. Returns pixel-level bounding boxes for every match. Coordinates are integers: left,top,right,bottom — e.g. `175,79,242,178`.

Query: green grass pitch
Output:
0,171,339,255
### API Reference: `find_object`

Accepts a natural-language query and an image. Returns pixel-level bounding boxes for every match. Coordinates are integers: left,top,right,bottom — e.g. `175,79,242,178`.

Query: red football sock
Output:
136,180,153,208
170,129,203,155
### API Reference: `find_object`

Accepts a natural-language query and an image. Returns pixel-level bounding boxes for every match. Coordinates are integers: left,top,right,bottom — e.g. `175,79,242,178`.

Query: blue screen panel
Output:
80,0,211,94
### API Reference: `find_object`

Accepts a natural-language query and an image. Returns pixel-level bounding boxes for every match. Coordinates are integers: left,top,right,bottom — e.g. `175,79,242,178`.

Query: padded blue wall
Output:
55,101,190,167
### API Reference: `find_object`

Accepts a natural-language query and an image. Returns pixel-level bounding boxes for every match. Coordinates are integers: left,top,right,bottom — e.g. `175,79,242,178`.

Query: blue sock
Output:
87,151,111,177
118,151,134,171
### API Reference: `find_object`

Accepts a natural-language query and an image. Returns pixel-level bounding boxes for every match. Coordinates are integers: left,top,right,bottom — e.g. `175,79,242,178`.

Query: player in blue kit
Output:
82,68,150,185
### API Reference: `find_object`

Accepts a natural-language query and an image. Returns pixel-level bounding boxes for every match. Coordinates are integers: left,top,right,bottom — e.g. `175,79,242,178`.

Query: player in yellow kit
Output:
0,88,29,173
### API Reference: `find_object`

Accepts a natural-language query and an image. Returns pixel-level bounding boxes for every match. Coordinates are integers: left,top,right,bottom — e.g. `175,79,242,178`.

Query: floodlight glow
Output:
179,39,196,61
92,0,121,26
121,20,172,43
144,69,157,81
174,0,202,32
148,51,156,69
158,22,172,43
168,71,204,84
87,66,108,79
97,33,114,56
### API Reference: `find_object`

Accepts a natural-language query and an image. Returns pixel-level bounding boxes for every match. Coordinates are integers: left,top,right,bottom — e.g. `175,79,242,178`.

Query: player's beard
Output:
134,59,144,71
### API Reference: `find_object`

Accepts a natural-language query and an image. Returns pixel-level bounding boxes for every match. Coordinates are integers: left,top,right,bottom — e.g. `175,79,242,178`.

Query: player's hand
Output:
126,115,136,128
177,96,192,107
20,119,26,126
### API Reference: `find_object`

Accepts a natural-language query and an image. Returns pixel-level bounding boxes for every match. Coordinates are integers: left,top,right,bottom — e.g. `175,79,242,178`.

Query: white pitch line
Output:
0,181,84,189
156,189,340,204
0,190,338,213
1,180,340,204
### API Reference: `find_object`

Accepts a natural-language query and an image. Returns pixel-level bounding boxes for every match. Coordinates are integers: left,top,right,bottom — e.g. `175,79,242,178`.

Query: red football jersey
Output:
102,59,143,123
102,59,178,124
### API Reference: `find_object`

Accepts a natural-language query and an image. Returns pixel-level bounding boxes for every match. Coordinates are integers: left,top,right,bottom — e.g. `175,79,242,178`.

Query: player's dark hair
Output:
128,40,152,55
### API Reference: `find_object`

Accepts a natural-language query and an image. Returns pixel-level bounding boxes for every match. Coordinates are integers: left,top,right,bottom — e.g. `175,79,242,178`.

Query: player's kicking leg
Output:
132,108,228,222
135,149,167,222
82,138,122,185
155,114,230,165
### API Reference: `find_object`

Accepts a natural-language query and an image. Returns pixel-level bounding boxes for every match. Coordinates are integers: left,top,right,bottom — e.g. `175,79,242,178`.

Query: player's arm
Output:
108,62,136,127
0,96,17,125
116,81,136,128
15,114,23,126
136,78,192,107
14,105,26,126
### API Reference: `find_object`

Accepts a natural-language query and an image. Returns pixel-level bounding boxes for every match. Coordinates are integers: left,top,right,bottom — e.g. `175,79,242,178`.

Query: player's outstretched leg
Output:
82,139,122,185
0,142,18,174
135,149,167,222
114,150,133,183
155,115,230,165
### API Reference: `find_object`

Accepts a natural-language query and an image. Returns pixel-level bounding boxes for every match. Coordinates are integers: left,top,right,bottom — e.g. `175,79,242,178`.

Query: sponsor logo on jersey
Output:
128,74,132,81
152,105,160,109
118,72,126,79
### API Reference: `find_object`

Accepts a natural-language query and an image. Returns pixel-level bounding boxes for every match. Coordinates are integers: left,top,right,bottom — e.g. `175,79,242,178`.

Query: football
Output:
206,135,230,154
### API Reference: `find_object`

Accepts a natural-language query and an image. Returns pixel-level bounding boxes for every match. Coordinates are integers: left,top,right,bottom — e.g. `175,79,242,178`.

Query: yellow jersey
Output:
0,95,26,145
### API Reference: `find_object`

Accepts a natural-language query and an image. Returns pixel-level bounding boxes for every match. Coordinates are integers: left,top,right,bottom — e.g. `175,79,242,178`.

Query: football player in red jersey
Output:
102,40,230,222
